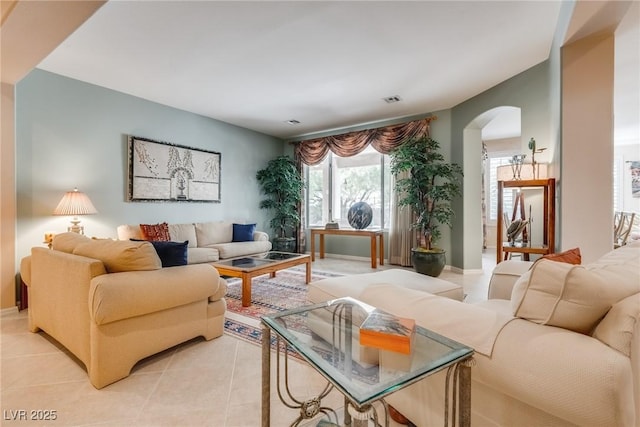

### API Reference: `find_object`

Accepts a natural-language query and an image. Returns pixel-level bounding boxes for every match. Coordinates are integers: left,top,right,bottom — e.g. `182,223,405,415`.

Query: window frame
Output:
304,148,390,230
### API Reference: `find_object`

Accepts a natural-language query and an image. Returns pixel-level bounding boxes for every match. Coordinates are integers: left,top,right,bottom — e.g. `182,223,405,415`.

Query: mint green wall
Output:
16,69,283,260
450,60,555,270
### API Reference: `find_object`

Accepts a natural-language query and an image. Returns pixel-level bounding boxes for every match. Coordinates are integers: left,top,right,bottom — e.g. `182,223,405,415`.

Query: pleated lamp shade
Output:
53,188,98,234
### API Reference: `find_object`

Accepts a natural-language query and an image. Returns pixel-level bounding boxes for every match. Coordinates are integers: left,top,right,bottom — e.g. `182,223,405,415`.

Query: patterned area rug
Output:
223,268,341,347
224,268,381,384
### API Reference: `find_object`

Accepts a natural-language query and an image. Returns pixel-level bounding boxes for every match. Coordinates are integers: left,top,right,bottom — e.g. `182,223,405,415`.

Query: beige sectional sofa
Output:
308,242,640,426
117,221,272,263
20,232,228,389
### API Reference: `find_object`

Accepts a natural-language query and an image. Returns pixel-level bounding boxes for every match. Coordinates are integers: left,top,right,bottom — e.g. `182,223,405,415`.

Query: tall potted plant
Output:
256,155,305,252
390,136,463,277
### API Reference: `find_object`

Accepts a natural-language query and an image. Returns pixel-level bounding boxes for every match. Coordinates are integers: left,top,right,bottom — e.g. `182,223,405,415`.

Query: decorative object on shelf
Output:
256,155,305,252
528,138,548,179
505,218,529,243
324,222,339,230
390,135,463,277
496,178,556,263
497,162,548,181
128,136,221,202
53,187,98,234
347,201,373,230
509,154,527,180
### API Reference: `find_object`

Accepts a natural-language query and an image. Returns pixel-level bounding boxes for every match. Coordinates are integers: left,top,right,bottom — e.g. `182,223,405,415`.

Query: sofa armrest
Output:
20,255,32,287
28,247,107,362
488,260,533,300
253,231,269,242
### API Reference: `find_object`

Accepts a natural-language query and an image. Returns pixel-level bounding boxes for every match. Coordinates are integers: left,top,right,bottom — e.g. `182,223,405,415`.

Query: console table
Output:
310,228,384,268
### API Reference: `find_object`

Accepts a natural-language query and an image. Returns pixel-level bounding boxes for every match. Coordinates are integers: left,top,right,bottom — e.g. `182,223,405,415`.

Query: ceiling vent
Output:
383,95,402,104
285,119,301,125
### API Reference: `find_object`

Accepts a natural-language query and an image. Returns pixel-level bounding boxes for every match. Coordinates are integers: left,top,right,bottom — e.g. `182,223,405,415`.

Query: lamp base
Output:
68,218,85,234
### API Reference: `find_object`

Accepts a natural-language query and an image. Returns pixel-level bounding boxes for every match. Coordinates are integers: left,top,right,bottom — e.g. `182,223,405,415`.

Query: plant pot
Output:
272,237,296,253
411,248,446,277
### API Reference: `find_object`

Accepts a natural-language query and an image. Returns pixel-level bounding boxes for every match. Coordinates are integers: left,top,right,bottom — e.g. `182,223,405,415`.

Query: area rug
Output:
224,268,380,383
223,268,342,347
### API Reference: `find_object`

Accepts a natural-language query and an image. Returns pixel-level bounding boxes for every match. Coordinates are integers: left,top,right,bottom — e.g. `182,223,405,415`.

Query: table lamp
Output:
53,187,98,234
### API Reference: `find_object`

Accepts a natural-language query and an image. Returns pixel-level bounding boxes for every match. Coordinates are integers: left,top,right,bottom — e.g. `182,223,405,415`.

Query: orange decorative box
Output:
359,309,416,354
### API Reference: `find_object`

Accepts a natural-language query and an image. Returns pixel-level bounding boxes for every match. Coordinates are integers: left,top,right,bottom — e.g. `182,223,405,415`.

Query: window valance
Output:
294,116,435,165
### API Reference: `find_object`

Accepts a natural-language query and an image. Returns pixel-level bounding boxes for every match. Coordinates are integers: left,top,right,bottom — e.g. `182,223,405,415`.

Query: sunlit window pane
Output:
307,160,328,227
489,156,514,221
305,145,389,229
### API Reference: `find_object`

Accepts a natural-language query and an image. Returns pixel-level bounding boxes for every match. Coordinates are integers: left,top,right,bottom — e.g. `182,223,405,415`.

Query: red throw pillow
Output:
540,247,582,265
139,222,171,241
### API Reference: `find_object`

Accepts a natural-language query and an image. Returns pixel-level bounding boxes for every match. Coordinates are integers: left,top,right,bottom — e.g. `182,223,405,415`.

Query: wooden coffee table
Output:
212,252,311,307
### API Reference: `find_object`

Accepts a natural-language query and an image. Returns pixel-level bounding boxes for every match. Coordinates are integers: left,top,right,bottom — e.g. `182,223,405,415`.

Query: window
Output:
613,155,622,212
306,146,390,229
488,156,514,222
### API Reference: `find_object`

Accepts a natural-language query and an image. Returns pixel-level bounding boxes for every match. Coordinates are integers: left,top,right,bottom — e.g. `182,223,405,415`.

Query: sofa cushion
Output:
232,223,256,242
188,247,219,263
195,221,233,246
147,240,189,267
593,293,640,357
73,239,162,273
168,223,198,248
208,240,272,259
51,232,92,253
511,260,612,334
140,222,171,241
89,264,221,325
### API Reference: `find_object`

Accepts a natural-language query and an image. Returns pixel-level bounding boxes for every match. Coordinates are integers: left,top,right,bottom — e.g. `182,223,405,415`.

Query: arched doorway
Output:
463,106,522,271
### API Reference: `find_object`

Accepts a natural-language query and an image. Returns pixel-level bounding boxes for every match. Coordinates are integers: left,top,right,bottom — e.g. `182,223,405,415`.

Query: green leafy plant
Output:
256,155,305,239
390,136,463,251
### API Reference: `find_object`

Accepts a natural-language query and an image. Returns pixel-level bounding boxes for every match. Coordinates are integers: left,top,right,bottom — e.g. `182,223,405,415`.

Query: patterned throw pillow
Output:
540,247,581,264
139,222,170,241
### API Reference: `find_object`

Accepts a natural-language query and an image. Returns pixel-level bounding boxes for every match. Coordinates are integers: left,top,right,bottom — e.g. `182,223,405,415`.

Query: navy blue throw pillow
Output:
132,239,188,267
232,223,256,242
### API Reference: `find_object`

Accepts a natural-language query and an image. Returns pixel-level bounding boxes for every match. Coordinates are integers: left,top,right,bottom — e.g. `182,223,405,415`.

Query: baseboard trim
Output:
310,252,484,275
1,306,19,317
449,266,484,275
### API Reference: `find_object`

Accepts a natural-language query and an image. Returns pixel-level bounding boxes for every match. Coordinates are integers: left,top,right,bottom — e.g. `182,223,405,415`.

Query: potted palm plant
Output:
256,155,305,252
390,135,463,277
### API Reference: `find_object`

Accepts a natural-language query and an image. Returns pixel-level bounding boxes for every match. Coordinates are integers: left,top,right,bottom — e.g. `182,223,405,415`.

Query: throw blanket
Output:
359,283,515,356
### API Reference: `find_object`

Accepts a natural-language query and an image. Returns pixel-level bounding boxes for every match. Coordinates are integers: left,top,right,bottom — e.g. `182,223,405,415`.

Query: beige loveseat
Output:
308,242,640,426
117,221,272,263
20,232,227,389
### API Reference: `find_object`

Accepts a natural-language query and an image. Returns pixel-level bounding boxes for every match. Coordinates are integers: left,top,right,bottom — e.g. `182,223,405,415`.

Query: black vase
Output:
411,248,446,277
272,237,296,253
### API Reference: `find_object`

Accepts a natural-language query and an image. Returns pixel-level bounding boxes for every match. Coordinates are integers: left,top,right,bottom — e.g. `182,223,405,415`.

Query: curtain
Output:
294,155,306,253
388,169,415,266
294,117,435,165
293,116,436,262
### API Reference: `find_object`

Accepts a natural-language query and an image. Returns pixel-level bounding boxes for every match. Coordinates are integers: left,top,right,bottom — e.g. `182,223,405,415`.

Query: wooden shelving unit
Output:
496,178,556,264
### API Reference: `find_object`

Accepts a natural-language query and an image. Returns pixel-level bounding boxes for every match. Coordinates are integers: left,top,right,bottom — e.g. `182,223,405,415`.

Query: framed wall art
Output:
128,136,221,202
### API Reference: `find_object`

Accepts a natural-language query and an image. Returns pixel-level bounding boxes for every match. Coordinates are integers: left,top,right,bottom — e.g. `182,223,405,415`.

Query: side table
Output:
310,228,384,268
261,298,474,426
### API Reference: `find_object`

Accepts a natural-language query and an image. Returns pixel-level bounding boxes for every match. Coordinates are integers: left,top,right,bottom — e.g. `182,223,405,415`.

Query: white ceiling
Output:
36,1,564,140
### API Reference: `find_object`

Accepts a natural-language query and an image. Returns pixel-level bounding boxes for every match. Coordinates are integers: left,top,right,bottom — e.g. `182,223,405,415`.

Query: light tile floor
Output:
1,251,496,426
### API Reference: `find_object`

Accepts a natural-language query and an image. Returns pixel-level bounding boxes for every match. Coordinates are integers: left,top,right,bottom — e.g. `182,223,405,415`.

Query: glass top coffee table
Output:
261,297,474,427
212,251,310,307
